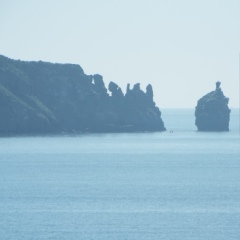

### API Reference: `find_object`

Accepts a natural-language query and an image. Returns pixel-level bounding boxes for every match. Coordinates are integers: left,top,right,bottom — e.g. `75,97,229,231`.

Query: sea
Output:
0,109,239,240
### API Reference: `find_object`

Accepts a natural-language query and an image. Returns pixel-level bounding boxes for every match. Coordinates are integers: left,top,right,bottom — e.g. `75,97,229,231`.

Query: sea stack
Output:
195,82,230,131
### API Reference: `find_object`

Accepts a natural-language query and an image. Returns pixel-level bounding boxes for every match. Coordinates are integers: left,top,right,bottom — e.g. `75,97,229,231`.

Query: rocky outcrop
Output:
195,82,230,131
107,82,165,132
0,55,166,134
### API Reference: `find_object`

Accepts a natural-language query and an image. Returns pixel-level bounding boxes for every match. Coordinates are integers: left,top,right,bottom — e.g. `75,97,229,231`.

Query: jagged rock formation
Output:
0,55,166,134
195,82,230,131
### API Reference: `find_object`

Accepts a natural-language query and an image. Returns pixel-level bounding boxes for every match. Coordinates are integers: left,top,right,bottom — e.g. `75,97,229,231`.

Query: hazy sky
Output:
0,0,239,108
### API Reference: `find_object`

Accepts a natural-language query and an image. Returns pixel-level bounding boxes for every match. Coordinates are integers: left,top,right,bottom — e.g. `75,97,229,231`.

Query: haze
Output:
0,0,239,108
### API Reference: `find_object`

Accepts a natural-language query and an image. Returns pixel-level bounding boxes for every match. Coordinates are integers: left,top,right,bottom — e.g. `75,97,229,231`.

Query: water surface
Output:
0,109,240,240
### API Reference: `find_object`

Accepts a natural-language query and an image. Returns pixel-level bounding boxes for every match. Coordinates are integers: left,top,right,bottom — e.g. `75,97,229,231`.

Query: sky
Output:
0,0,239,108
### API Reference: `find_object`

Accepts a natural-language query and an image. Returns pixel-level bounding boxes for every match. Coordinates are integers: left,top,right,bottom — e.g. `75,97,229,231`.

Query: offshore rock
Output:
0,55,166,134
195,82,230,131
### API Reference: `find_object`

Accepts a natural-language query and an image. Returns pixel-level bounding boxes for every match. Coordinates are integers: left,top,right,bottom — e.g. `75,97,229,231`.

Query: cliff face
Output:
0,55,166,134
195,82,230,131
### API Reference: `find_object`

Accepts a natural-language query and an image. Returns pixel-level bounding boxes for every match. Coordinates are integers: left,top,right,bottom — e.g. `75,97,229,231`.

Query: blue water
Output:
0,109,240,240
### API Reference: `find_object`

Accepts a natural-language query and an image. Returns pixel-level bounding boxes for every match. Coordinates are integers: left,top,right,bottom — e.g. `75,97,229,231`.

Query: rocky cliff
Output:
195,82,230,131
0,55,166,134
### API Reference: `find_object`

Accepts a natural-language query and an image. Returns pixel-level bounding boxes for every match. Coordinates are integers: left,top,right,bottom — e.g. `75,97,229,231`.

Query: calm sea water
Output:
0,109,240,240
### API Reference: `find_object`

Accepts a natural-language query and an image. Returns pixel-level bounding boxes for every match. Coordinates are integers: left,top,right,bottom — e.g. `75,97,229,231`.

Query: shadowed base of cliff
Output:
195,82,230,132
0,55,166,134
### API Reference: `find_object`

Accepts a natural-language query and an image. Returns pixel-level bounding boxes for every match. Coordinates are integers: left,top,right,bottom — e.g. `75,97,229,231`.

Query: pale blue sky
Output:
0,0,239,108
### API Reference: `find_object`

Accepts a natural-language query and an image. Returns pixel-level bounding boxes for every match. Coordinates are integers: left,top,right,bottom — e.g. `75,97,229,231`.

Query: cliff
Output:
0,55,166,134
195,82,230,131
